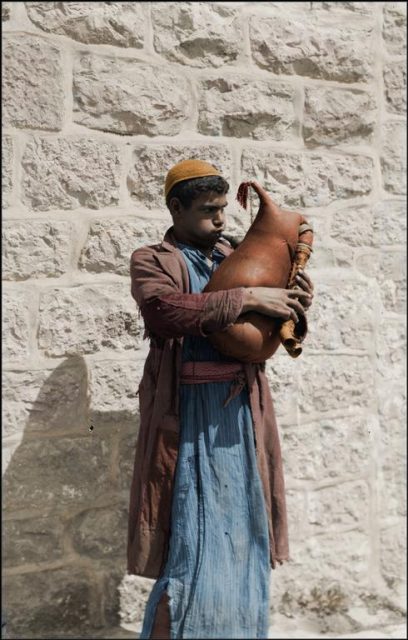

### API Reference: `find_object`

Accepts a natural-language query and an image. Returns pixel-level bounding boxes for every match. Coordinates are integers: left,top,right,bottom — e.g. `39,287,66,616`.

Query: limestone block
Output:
318,1,372,13
38,284,143,356
303,87,376,146
69,504,128,560
2,135,13,208
355,249,406,314
285,489,307,539
79,218,170,276
307,481,369,529
2,220,72,280
197,77,297,141
298,355,375,416
264,354,299,425
281,414,372,482
250,14,374,83
2,289,30,361
3,434,112,512
151,2,242,68
305,280,375,352
2,359,89,439
2,1,11,19
379,426,406,519
3,516,64,567
383,61,406,114
375,316,406,383
102,569,126,627
330,204,375,248
380,522,407,593
119,574,154,626
241,149,373,208
380,121,407,195
22,136,121,210
383,2,407,56
277,530,370,600
128,144,233,210
4,567,94,637
2,35,64,131
89,359,141,418
73,53,190,136
25,1,146,47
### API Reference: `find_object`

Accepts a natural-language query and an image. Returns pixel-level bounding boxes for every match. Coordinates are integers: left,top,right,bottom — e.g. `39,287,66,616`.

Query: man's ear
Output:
169,196,182,218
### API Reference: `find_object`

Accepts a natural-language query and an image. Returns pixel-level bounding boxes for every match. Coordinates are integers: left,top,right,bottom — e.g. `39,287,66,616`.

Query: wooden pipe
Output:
203,180,314,363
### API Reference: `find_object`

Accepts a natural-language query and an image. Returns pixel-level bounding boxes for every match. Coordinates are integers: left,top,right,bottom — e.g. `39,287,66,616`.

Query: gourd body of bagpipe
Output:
203,180,314,363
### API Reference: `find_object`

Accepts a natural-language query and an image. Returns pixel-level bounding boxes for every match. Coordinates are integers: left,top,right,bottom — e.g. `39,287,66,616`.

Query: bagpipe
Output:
203,180,314,363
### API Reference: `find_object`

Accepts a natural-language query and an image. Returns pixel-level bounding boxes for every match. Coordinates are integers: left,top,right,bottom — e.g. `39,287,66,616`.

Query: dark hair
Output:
166,175,229,211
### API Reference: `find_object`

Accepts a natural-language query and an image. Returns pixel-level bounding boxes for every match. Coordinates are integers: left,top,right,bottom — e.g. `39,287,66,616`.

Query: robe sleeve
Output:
130,246,245,339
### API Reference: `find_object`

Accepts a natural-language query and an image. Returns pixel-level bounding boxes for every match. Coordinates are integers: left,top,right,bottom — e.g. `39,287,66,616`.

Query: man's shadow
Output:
3,355,138,639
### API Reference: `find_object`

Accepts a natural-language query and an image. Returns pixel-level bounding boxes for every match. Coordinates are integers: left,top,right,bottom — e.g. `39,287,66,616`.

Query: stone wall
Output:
2,2,406,638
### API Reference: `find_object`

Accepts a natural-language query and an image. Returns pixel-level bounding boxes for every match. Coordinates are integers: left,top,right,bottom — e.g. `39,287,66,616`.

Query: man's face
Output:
171,191,228,251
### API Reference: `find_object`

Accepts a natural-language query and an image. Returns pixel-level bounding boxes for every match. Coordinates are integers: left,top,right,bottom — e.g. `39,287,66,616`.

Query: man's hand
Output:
294,269,314,311
241,269,315,324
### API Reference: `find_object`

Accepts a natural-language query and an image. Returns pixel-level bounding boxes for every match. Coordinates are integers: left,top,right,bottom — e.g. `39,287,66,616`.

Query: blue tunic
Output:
140,243,270,639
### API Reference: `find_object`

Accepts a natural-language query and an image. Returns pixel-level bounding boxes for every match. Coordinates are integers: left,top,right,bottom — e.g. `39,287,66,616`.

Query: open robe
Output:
127,226,289,580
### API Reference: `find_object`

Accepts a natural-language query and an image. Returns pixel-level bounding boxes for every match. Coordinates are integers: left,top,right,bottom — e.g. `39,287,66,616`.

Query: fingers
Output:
287,288,312,299
296,269,314,292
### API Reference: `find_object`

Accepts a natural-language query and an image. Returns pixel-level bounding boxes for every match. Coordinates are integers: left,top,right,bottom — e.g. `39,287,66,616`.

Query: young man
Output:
127,159,314,639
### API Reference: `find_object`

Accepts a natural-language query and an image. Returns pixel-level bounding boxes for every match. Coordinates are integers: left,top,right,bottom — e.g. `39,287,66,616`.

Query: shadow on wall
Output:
3,355,138,639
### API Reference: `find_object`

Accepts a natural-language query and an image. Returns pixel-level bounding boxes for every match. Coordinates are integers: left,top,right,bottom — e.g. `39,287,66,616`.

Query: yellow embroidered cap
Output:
164,159,222,199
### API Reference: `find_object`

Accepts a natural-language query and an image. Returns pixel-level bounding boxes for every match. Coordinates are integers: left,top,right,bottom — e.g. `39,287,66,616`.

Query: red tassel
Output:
236,182,249,209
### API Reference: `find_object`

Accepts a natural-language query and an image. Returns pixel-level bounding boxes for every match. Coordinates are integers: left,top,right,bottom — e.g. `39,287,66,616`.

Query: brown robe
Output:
127,227,289,579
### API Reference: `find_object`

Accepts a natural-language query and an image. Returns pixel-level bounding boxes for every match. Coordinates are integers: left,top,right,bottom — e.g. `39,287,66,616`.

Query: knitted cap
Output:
164,159,221,199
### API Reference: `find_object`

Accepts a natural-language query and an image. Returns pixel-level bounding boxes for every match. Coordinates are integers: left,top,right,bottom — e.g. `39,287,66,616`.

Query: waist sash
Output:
180,360,247,408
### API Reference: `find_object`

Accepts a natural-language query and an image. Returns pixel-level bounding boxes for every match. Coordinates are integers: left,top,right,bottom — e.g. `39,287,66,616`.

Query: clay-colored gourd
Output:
204,180,314,363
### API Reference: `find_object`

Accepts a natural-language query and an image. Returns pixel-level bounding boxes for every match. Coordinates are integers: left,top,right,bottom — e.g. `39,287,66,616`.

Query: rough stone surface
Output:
305,280,375,352
22,137,121,210
241,149,374,208
79,217,170,276
89,359,141,418
303,87,376,146
380,522,407,594
356,249,406,314
119,574,154,625
2,135,13,207
2,35,64,131
128,144,233,209
383,3,407,56
383,61,406,114
250,15,374,83
372,200,406,246
307,481,370,529
197,76,297,141
2,1,11,20
3,515,65,567
282,414,372,482
38,284,143,357
2,289,31,361
2,220,72,280
152,2,242,68
69,504,128,560
298,355,375,416
380,121,407,195
25,2,146,48
3,434,113,512
73,53,190,136
4,567,95,637
2,359,89,439
330,204,375,248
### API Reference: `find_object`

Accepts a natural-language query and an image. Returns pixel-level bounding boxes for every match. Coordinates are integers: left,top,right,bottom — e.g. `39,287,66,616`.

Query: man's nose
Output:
213,209,225,224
